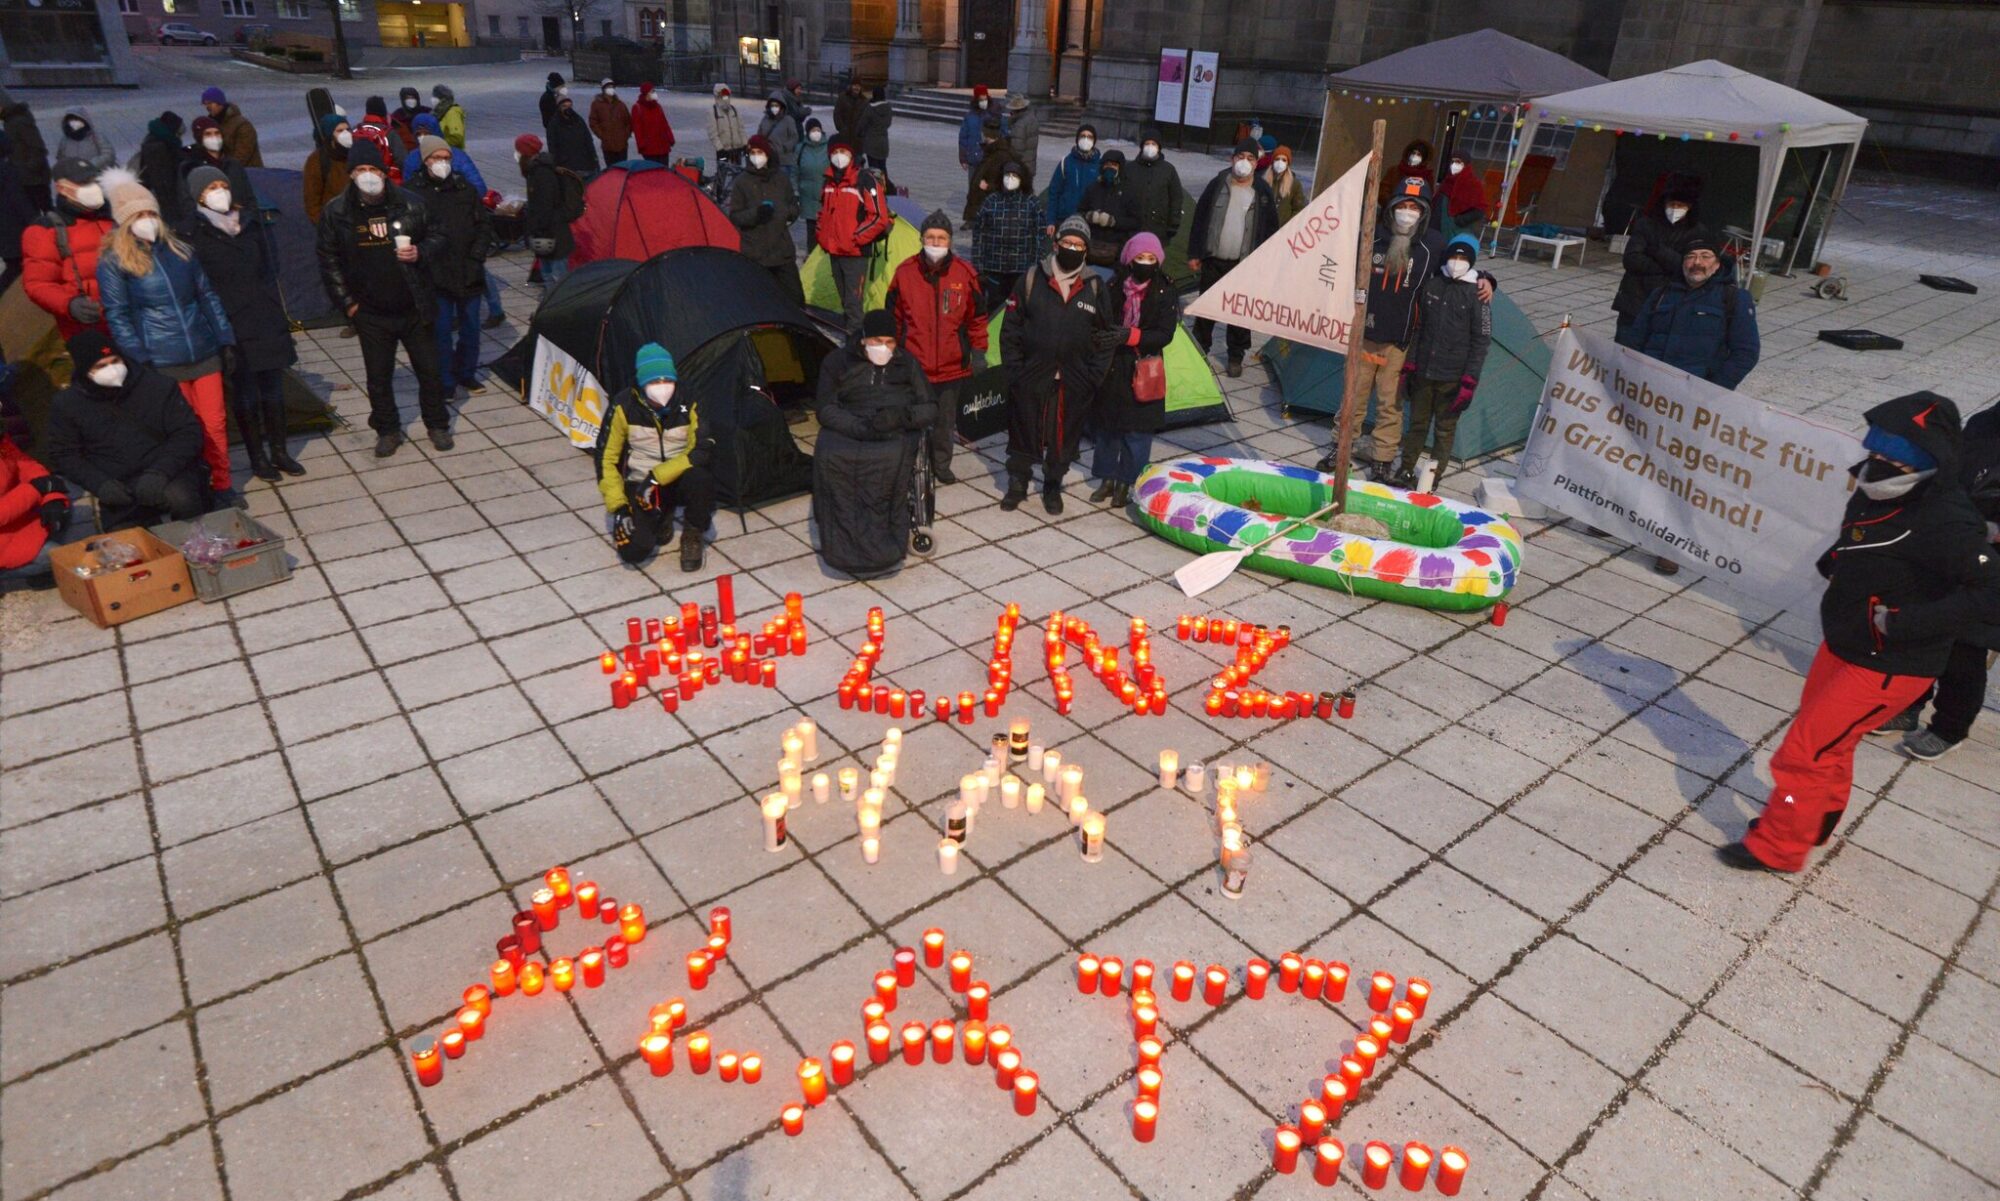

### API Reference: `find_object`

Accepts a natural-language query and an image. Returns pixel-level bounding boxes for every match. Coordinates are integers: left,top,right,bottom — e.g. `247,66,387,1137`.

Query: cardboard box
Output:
49,528,196,628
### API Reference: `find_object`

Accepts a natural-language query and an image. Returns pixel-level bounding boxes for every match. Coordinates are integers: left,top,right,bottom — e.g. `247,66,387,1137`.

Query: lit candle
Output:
1133,1039,1163,1071
453,1006,486,1048
830,1041,856,1085
1234,764,1254,792
1158,749,1179,789
1059,765,1084,802
1133,1003,1158,1040
1079,813,1105,862
1302,960,1326,1000
717,1051,741,1082
1339,1056,1366,1091
938,839,960,875
863,999,887,1026
519,961,545,995
798,1057,828,1105
1012,1071,1039,1116
866,1021,892,1064
1404,978,1430,1019
688,950,713,990
1077,954,1101,995
1245,959,1270,1000
1041,750,1062,786
796,718,817,760
992,1048,1022,1089
1390,1003,1417,1044
781,1103,805,1136
812,772,830,803
1354,1036,1382,1077
601,650,619,674
949,951,974,993
1299,1099,1327,1143
1024,783,1045,814
1368,972,1396,1013
1132,1098,1159,1143
1067,794,1089,826
1321,1077,1349,1122
781,767,803,810
411,1038,443,1087
1185,761,1206,793
549,960,575,993
839,767,860,801
575,881,601,919
1100,957,1123,997
1273,1125,1303,1173
861,837,880,864
1171,961,1195,1002
922,928,946,967
497,934,525,968
1314,1140,1347,1187
782,731,805,767
1131,961,1155,994
619,903,646,945
1325,961,1350,1002
986,1024,1011,1059
945,800,970,845
440,1029,466,1059
1135,1065,1162,1102
710,906,731,943
1204,965,1228,1005
490,960,517,997
579,947,606,988
1399,1142,1432,1190
875,970,899,1012
930,1021,955,1064
901,1022,926,1065
967,982,990,1021
741,1055,763,1084
962,1022,987,1064
763,794,789,852
1355,1141,1392,1190
1000,776,1021,808
641,1032,674,1076
1436,1146,1468,1195
531,888,559,931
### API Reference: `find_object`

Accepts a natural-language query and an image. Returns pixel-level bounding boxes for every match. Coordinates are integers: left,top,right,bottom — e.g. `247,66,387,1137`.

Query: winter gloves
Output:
1091,327,1124,351
611,508,637,549
1449,375,1478,415
32,477,72,537
869,407,905,434
96,478,133,507
68,296,102,324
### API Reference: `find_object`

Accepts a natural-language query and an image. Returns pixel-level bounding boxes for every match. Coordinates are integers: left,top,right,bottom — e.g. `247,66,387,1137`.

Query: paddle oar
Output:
1173,495,1350,598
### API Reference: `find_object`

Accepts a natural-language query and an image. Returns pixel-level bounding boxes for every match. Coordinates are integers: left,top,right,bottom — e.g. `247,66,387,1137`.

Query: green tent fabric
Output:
958,311,1228,439
801,217,923,315
1262,288,1552,460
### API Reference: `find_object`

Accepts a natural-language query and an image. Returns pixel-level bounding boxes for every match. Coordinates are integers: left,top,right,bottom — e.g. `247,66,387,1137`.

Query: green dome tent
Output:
801,217,923,315
956,309,1229,440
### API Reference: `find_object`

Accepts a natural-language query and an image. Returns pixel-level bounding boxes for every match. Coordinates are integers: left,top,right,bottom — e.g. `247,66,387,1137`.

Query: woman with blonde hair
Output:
95,170,239,508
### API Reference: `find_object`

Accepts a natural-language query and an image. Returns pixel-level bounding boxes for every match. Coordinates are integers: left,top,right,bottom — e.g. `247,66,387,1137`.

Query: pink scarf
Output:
1121,275,1149,328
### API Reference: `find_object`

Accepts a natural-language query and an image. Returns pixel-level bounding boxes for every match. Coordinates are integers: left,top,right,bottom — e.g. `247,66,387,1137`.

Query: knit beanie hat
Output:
201,86,226,106
319,112,348,140
829,134,855,153
52,156,99,186
68,329,117,372
366,95,388,119
1233,138,1259,159
418,135,450,162
191,115,220,138
107,173,159,226
1056,214,1091,243
1120,231,1164,266
514,133,544,158
1273,144,1295,162
347,138,386,174
1444,233,1479,265
634,342,676,385
747,134,773,155
184,164,228,203
973,85,989,99
1681,234,1719,258
860,309,898,340
921,209,953,237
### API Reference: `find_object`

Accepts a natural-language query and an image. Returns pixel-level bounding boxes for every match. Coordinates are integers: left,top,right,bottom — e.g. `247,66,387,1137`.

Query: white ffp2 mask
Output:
865,344,893,366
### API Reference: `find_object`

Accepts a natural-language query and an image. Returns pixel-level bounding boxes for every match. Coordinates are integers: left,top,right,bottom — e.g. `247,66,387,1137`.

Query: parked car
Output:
234,23,275,45
158,22,219,45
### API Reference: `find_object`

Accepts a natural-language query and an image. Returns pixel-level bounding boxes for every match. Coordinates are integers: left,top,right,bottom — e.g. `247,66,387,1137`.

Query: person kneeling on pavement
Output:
0,417,72,591
42,330,209,526
1394,234,1490,489
597,343,715,572
1721,393,2000,874
812,309,936,579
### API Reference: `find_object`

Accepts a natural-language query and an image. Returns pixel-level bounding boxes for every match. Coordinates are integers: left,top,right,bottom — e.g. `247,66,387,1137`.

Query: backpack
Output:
554,166,587,222
853,168,892,245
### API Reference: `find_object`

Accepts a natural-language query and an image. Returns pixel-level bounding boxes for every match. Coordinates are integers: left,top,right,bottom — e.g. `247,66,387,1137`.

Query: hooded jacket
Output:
596,386,700,511
1407,252,1492,384
1005,100,1040,171
316,179,446,316
1435,157,1487,223
97,239,236,369
1077,150,1140,256
1614,184,1708,319
22,198,114,338
1123,132,1185,242
833,87,869,141
757,93,800,166
214,103,262,168
136,120,190,223
548,104,600,175
57,109,116,172
0,90,49,191
431,87,465,148
0,436,57,572
1616,256,1759,390
857,93,893,162
400,114,487,193
814,155,890,258
389,90,426,156
1363,182,1446,348
42,363,206,497
631,88,675,158
964,137,1019,223
887,249,987,384
1189,166,1280,263
795,122,830,216
1379,138,1433,204
521,152,576,261
958,97,1003,166
591,90,633,157
727,155,800,268
1819,393,1999,677
1043,131,1101,228
707,93,747,155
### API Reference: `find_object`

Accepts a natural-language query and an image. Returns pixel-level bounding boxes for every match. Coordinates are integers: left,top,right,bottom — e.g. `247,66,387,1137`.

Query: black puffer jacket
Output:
316,182,446,316
1819,393,2000,677
1094,268,1177,435
1000,263,1112,398
1614,187,1707,320
1123,132,1186,242
180,210,298,372
406,169,493,299
1362,184,1445,349
549,106,600,175
1406,270,1491,383
1076,150,1140,260
522,153,576,261
42,365,205,496
727,158,800,268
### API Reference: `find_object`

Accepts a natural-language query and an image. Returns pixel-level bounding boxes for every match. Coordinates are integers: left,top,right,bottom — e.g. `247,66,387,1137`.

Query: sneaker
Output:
999,484,1027,512
932,463,956,485
1900,728,1957,760
1715,841,1781,873
1042,489,1064,515
429,428,455,452
374,431,404,458
464,377,488,394
481,313,506,330
1090,480,1115,503
680,532,705,572
1870,707,1920,737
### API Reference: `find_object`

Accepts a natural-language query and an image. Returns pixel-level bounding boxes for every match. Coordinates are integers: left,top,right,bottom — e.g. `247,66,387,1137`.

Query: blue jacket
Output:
1043,148,1100,227
97,242,235,368
957,107,1005,166
1617,260,1760,390
402,114,487,193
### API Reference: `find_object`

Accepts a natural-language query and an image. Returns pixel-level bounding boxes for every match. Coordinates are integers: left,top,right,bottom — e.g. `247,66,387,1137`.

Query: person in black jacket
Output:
1076,149,1140,270
1723,393,2000,874
1612,176,1705,338
812,308,936,578
0,87,50,213
516,134,575,289
1000,215,1117,514
540,73,567,134
316,139,451,456
1395,234,1491,487
135,113,190,225
728,134,802,305
1088,233,1175,507
182,165,303,485
407,135,493,402
548,94,601,176
1187,139,1279,378
0,135,35,295
43,329,208,524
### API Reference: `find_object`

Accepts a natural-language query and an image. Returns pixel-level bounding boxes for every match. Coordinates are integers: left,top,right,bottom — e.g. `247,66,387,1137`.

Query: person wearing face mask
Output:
180,166,304,485
179,117,256,216
598,343,716,572
1187,138,1280,378
729,135,803,305
592,81,634,166
887,211,987,483
631,83,676,165
855,86,894,186
999,215,1118,513
304,115,355,225
957,86,1008,189
316,140,452,457
815,135,892,328
1394,235,1490,489
22,158,113,338
1721,393,2000,875
430,85,465,150
43,330,210,526
795,118,829,249
0,88,50,212
1005,94,1040,170
758,91,802,180
407,137,494,404
198,87,261,169
971,156,1040,306
782,80,813,140
1612,177,1707,338
1088,232,1175,507
813,309,937,578
963,117,1012,223
1076,149,1140,269
1616,238,1760,390
1261,144,1306,226
516,133,578,290
1043,124,1101,236
1377,137,1432,204
541,73,568,134
55,109,114,173
548,95,601,176
386,87,428,158
398,113,488,195
96,172,241,507
1122,130,1184,245
1434,150,1487,239
704,84,745,170
134,112,191,225
834,79,869,143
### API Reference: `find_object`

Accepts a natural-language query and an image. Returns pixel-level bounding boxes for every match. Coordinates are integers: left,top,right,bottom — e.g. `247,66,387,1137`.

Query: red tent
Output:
569,160,740,266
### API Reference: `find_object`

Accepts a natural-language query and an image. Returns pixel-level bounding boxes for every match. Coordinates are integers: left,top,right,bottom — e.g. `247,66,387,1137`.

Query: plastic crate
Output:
152,509,294,602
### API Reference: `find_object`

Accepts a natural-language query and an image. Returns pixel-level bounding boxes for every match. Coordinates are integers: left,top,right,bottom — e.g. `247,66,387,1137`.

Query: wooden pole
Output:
1330,118,1386,515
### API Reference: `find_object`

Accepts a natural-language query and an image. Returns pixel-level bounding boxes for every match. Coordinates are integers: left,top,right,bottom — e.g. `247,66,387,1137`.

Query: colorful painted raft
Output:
1132,457,1523,611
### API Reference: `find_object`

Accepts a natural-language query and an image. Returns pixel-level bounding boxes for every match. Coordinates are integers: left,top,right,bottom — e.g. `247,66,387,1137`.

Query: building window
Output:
161,0,178,12
487,13,499,34
4,1,112,63
118,0,141,12
278,0,309,16
221,0,255,15
599,18,611,36
336,0,360,19
1457,111,1578,170
517,15,530,37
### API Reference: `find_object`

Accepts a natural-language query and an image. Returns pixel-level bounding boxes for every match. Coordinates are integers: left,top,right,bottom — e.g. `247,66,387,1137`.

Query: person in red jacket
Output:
21,157,113,338
816,135,890,330
631,83,675,165
0,423,71,590
886,210,985,483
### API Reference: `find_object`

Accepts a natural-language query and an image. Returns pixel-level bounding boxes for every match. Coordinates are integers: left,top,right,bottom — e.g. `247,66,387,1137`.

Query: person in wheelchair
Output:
596,343,717,573
812,309,936,579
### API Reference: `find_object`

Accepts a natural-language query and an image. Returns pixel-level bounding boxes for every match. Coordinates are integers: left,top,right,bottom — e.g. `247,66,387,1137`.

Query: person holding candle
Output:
597,343,718,573
810,309,937,579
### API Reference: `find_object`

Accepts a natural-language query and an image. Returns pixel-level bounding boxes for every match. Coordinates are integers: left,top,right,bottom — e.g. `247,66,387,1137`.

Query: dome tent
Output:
569,159,740,267
495,248,829,508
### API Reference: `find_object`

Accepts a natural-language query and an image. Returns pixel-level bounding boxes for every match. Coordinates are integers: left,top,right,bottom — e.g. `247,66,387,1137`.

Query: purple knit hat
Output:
1120,232,1164,266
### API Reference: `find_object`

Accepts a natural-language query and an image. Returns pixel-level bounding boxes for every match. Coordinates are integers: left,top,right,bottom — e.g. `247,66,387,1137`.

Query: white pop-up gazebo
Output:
1495,59,1868,280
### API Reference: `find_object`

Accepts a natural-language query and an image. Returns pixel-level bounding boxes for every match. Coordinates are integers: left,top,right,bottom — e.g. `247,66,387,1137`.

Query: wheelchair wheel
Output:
912,531,934,554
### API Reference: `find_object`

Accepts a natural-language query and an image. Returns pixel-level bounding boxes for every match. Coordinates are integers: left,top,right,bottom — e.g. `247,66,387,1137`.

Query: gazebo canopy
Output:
1329,28,1608,102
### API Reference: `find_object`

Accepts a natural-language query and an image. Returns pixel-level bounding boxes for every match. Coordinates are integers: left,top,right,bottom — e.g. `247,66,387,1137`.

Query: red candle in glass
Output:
866,1021,892,1064
1353,1035,1382,1076
862,999,887,1027
641,1032,674,1076
1077,955,1101,995
519,962,544,996
1399,1142,1432,1190
1012,1071,1039,1116
440,1029,467,1059
457,1006,486,1041
682,1032,709,1074
888,690,906,718
605,937,628,969
993,1048,1022,1089
894,948,917,988
708,906,731,943
798,1057,828,1105
1299,1099,1327,1143
1137,1037,1164,1068
1404,978,1430,1019
705,933,727,961
1204,965,1228,1005
1171,961,1195,1002
874,970,899,1012
717,1052,741,1082
1390,1003,1417,1044
1321,1077,1349,1122
1302,960,1326,1000
599,899,621,926
1315,1140,1348,1186
618,903,646,945
1370,1017,1395,1047
967,982,990,1021
1359,1142,1393,1190
1100,958,1123,997
601,650,618,674
741,1055,764,1084
761,661,777,688
1277,953,1302,993
949,951,974,993
962,1022,987,1065
1135,1066,1162,1102
497,934,525,968
930,1021,955,1064
1368,972,1396,1013
1436,1146,1468,1195
1130,960,1155,994
830,1041,857,1085
577,948,605,988
550,959,575,993
411,1038,443,1087
1273,1125,1303,1173
1244,958,1270,1000
461,984,491,1018
531,888,559,931
575,881,601,918
1339,1056,1366,1091
1132,1004,1159,1040
490,961,516,997
901,1022,927,1065
1131,1099,1158,1143
781,1104,805,1136
1325,961,1350,1002
688,950,713,990
1338,690,1356,719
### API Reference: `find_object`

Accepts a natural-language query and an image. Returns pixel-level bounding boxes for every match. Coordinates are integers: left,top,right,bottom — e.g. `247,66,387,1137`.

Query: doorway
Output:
541,15,562,52
963,0,1012,88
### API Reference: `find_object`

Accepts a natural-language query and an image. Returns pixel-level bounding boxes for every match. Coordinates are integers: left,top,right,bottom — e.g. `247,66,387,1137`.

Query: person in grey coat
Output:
728,134,803,306
756,92,800,178
56,109,116,173
1005,95,1040,178
858,86,894,185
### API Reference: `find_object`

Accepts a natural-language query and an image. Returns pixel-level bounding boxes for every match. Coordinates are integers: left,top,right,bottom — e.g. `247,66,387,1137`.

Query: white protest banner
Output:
527,335,610,449
1154,49,1188,126
1516,327,1864,608
1183,50,1218,129
1183,154,1369,354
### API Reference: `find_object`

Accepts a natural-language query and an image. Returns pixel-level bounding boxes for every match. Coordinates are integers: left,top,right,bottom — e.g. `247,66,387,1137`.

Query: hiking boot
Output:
680,532,705,572
1042,488,1064,515
1390,468,1417,490
429,427,455,452
932,462,957,485
1870,706,1920,736
1111,482,1131,507
1901,728,1959,761
374,431,404,458
1226,356,1244,379
999,483,1028,511
1715,841,1781,873
245,429,280,483
1090,479,1115,503
268,436,306,477
481,312,506,330
1652,556,1680,576
1314,452,1339,473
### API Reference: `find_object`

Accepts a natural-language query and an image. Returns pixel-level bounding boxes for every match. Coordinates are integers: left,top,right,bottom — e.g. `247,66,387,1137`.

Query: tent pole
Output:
1331,118,1386,517
1488,107,1522,257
